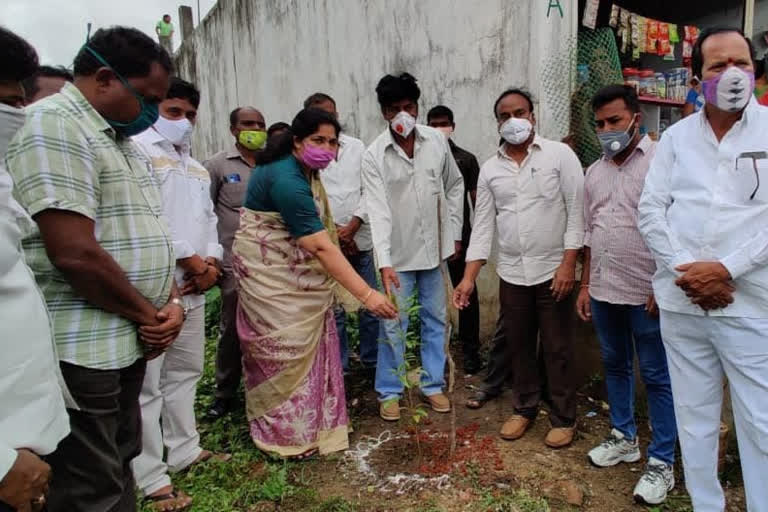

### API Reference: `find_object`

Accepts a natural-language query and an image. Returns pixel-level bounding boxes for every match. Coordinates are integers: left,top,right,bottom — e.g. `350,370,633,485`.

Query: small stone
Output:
458,490,472,502
560,480,584,506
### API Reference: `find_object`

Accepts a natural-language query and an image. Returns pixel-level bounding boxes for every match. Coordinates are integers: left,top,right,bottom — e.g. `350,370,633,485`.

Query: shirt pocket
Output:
532,166,561,201
222,180,247,209
730,157,768,205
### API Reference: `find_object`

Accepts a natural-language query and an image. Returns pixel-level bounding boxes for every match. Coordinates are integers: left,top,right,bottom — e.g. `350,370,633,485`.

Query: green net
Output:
570,27,624,167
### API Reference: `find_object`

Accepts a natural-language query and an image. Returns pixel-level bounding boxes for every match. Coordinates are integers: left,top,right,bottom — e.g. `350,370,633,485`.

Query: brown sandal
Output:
466,390,496,409
145,489,192,512
191,449,232,465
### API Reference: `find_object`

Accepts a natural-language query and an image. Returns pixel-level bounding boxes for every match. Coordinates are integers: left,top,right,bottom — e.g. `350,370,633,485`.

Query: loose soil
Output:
293,357,748,512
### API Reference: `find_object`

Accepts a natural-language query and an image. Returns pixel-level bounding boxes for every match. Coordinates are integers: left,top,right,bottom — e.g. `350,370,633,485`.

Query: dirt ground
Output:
299,360,748,512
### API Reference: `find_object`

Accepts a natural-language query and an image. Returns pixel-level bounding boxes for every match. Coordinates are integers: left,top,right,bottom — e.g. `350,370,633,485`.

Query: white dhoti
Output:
660,310,768,512
131,305,206,495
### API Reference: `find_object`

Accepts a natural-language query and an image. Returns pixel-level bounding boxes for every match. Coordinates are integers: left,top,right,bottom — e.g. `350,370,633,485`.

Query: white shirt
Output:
466,136,585,285
134,128,223,310
0,162,70,481
320,133,372,251
362,125,464,271
638,99,768,318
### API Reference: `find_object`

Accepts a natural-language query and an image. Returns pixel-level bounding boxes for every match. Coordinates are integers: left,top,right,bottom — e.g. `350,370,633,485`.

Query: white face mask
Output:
0,103,26,160
435,126,454,139
154,116,194,146
500,117,533,145
390,111,416,138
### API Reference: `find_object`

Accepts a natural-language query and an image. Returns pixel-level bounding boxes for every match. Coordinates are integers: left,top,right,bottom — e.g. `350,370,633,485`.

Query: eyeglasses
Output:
737,151,768,200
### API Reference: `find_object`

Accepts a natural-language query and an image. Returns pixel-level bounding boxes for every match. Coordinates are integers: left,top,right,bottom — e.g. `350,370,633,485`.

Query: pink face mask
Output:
300,143,336,170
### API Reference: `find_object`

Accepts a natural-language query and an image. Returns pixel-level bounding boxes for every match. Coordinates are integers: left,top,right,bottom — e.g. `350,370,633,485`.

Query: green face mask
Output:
84,46,159,137
238,130,267,150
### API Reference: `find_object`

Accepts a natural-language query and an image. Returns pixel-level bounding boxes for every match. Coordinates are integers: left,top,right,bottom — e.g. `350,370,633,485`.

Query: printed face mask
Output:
300,143,336,170
499,117,533,145
702,66,755,113
597,115,638,159
84,46,159,137
238,130,267,150
390,111,416,138
154,116,193,146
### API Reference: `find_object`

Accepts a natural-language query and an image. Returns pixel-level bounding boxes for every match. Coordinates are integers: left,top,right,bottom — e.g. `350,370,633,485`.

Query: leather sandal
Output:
145,489,192,512
465,390,495,409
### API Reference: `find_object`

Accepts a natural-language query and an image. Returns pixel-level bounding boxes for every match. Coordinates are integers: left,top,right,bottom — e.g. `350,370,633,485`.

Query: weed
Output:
476,489,550,512
312,496,358,512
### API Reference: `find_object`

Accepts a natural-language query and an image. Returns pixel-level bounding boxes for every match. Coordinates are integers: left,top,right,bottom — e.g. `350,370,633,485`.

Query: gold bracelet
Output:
361,288,374,305
580,284,590,288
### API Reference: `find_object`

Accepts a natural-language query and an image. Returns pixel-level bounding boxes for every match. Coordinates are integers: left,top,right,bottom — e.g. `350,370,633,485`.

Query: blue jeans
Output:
590,299,677,464
334,250,379,371
376,266,447,401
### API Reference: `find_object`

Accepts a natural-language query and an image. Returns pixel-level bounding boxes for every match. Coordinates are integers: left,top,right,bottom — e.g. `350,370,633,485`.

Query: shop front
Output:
572,0,759,167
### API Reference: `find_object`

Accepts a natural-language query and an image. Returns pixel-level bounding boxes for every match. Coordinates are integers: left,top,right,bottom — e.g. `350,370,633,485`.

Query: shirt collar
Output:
226,144,242,159
497,134,543,160
698,97,759,133
59,82,113,137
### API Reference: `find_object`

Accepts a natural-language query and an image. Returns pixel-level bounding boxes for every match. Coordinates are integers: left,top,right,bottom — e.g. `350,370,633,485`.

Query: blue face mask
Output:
597,115,638,160
84,46,159,137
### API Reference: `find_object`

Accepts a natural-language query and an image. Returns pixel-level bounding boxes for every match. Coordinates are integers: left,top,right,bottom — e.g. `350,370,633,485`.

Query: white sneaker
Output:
633,457,674,505
587,428,641,467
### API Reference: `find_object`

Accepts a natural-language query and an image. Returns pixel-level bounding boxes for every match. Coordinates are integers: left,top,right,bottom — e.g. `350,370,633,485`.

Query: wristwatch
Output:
170,297,189,320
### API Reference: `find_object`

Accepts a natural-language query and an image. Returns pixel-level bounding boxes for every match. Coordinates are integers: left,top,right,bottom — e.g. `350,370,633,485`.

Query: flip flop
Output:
145,489,192,512
288,448,318,461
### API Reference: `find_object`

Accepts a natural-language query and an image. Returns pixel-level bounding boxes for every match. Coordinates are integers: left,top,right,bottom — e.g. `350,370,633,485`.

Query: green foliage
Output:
204,286,222,339
475,489,551,512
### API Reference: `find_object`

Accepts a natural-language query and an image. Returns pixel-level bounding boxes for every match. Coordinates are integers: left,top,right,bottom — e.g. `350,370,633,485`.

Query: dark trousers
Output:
0,502,15,511
46,358,146,512
447,255,480,364
500,279,576,427
214,269,242,401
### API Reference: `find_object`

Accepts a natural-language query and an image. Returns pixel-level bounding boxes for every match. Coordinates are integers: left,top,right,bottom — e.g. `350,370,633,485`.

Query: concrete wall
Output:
176,1,603,376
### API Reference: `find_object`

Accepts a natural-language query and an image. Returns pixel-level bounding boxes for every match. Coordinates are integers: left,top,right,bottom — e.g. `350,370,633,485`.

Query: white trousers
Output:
132,306,205,495
660,310,768,512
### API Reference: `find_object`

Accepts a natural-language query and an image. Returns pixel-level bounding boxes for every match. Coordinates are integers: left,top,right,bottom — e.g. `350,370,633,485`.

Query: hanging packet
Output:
582,0,600,29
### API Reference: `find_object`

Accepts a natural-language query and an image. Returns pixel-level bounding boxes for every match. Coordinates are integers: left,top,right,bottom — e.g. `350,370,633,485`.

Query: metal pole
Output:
744,0,755,38
197,0,201,25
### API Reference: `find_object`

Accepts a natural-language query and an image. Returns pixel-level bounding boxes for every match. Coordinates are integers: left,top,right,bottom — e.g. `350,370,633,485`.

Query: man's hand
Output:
341,239,359,258
576,287,591,321
380,267,400,297
551,260,577,302
645,294,659,317
453,278,475,310
139,301,185,353
675,262,731,296
449,241,463,262
337,218,362,246
179,254,208,276
675,262,734,310
186,265,219,294
690,281,735,311
0,450,51,510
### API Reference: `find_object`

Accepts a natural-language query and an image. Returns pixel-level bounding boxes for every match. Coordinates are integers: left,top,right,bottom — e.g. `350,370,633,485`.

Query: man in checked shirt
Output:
577,84,677,506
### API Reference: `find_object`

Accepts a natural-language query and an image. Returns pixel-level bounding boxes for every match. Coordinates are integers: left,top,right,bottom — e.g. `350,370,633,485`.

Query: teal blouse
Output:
243,155,325,239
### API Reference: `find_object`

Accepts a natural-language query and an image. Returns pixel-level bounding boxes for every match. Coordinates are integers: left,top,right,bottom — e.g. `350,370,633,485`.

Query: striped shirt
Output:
6,83,175,370
583,135,656,305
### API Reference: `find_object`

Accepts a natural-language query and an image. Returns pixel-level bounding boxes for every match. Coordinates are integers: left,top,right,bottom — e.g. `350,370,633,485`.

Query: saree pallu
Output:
232,206,350,456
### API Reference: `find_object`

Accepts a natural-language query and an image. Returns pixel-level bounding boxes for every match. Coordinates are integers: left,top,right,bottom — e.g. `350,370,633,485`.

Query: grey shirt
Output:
205,145,253,266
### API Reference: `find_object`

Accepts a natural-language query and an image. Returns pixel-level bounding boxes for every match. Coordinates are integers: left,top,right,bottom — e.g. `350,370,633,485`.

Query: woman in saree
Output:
232,108,397,458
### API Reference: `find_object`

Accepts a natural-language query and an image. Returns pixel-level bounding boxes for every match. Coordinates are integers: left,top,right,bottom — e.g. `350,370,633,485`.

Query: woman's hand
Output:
364,290,398,319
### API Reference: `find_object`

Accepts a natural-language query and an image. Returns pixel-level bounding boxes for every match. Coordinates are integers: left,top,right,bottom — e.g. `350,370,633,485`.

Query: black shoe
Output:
206,398,233,420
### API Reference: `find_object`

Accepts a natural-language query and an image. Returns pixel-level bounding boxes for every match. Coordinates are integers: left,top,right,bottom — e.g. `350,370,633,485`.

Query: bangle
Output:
361,288,374,305
580,284,590,289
